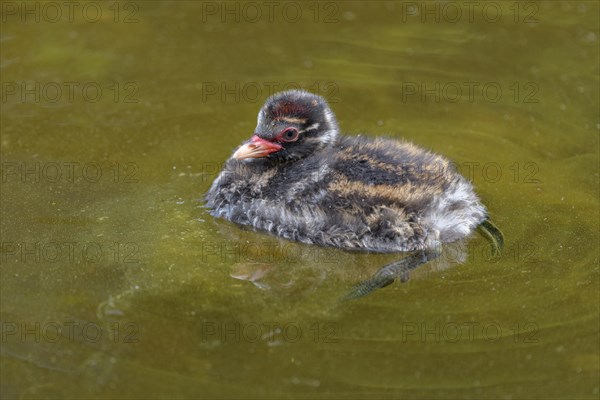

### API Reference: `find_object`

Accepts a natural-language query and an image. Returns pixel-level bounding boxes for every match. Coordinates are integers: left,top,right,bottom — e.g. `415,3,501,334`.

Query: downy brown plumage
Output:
205,90,502,298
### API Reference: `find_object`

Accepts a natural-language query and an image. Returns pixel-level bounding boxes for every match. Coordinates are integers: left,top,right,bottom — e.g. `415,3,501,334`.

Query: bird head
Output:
232,90,339,163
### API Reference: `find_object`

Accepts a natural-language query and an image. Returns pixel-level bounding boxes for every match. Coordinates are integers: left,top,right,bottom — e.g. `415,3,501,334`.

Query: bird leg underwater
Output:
476,218,504,257
342,249,441,301
342,218,505,301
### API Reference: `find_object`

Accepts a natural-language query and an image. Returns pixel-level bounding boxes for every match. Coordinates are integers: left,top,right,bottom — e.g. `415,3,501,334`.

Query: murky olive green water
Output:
1,1,598,398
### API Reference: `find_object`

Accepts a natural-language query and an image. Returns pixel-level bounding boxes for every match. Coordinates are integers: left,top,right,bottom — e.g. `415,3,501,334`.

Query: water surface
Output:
1,1,598,398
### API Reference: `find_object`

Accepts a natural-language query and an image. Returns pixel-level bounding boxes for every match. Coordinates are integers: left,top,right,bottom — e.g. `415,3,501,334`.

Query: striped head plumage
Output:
232,90,339,163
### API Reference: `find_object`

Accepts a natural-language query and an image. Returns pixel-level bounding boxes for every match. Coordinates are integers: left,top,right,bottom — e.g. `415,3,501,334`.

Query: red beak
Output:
232,135,283,160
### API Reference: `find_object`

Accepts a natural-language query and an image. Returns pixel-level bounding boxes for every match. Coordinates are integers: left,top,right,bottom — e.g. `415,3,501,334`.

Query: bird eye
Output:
281,128,299,142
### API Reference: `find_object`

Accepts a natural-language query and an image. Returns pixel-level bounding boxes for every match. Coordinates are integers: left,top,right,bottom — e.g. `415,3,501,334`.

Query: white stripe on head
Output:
322,108,339,144
298,123,320,133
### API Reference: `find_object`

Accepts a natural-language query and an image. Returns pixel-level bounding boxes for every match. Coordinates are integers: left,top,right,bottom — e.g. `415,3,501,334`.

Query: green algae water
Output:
1,1,598,398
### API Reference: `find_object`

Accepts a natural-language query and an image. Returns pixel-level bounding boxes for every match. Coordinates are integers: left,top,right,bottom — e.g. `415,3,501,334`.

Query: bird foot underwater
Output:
342,218,505,301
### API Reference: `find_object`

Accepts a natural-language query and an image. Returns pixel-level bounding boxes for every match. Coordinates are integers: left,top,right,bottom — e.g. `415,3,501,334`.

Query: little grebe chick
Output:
206,90,502,298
